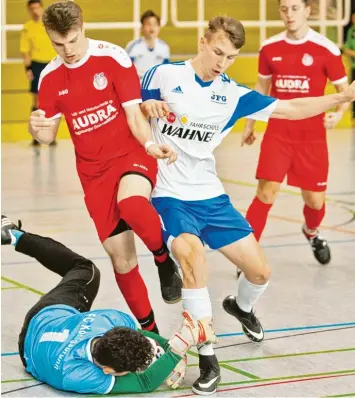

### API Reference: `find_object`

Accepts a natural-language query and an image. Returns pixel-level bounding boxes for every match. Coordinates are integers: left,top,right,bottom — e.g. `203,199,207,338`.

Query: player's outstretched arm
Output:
28,109,60,144
324,81,349,129
271,81,355,120
242,77,272,146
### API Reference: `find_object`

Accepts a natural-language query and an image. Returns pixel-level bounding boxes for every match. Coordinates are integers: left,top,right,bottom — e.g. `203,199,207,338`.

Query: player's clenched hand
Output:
165,355,187,389
29,109,54,133
169,311,218,357
146,143,177,165
241,123,256,146
323,111,343,129
141,99,170,118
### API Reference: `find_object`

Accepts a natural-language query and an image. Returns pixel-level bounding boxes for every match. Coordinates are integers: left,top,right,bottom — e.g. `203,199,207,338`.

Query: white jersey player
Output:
126,10,170,79
141,15,355,396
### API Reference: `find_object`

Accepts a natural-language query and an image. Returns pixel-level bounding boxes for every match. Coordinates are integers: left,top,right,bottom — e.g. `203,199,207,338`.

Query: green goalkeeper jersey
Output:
109,330,182,394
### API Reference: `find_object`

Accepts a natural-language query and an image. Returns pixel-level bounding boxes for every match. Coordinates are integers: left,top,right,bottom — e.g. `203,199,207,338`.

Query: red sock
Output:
303,204,325,235
246,197,273,241
114,265,157,331
118,196,167,262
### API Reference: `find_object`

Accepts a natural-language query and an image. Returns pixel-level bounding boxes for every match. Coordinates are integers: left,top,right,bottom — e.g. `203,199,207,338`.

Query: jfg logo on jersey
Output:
93,72,108,90
211,91,227,104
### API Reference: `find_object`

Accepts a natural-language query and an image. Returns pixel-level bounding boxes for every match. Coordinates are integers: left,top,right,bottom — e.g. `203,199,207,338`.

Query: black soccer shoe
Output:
155,256,182,304
192,354,221,396
302,228,331,265
223,295,264,343
1,215,21,245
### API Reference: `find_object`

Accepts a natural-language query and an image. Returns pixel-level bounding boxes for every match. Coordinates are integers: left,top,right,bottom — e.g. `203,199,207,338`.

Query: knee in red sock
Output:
118,196,166,258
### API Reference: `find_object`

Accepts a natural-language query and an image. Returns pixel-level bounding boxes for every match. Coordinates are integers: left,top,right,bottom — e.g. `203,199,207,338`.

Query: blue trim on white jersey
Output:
142,61,185,89
125,38,142,54
195,73,213,87
141,88,162,101
142,64,160,89
163,58,170,64
222,90,277,133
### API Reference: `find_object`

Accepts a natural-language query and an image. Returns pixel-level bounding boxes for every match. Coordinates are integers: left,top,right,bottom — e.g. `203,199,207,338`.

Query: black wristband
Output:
25,64,32,71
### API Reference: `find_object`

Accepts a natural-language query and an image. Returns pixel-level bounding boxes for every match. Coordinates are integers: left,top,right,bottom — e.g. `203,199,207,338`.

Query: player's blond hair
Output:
43,1,83,36
205,16,245,50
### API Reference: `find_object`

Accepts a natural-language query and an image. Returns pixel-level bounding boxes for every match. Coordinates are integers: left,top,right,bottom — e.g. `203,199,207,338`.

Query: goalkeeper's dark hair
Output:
92,327,154,372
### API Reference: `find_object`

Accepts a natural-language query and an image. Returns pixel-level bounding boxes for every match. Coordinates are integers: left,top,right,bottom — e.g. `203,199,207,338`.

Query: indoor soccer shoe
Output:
223,295,264,343
302,228,331,265
192,354,221,396
155,256,182,304
1,215,20,245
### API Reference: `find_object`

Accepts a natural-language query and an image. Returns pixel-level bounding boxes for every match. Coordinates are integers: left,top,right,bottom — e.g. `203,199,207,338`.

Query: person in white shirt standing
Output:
126,10,170,80
141,15,355,396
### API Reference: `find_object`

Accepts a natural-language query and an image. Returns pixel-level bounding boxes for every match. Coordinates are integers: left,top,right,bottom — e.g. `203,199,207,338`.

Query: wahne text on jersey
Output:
161,123,215,142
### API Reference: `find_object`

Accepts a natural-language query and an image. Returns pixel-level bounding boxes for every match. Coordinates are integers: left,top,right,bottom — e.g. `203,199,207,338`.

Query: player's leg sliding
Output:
302,202,331,265
118,195,182,304
1,215,100,282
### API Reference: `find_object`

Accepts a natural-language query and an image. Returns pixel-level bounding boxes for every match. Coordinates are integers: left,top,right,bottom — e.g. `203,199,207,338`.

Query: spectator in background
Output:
125,10,170,80
20,0,57,148
343,12,355,119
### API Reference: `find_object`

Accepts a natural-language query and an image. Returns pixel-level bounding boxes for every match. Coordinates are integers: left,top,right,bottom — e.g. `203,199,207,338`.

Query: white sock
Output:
182,287,214,356
236,273,269,313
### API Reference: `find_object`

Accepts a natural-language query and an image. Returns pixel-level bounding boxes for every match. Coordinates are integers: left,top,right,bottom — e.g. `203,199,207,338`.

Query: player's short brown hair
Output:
43,1,83,36
140,10,160,25
205,16,245,50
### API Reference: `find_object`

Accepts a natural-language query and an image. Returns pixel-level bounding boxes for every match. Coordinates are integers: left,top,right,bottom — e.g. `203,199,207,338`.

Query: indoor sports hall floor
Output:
2,130,355,397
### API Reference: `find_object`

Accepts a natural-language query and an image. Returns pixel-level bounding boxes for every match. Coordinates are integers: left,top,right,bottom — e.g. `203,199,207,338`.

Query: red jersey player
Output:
28,2,182,333
244,0,349,265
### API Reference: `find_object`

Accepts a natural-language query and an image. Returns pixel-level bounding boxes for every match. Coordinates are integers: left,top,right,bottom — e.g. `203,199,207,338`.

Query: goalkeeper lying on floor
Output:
1,215,217,394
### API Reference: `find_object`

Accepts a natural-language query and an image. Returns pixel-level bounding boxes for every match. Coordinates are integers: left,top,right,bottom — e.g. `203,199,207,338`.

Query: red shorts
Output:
256,134,329,192
80,146,158,242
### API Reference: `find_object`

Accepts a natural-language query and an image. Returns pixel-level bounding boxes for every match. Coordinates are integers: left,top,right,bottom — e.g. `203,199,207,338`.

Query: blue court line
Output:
216,322,355,337
1,352,19,357
2,238,355,266
2,321,354,357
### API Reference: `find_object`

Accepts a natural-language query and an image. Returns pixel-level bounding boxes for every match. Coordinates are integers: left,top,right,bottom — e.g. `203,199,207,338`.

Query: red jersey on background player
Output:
28,2,182,333
243,0,349,265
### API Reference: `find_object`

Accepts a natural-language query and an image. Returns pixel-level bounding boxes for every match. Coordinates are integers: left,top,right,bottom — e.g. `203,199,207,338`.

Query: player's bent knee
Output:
305,199,324,210
245,261,271,285
172,234,204,267
257,180,280,204
109,254,137,274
